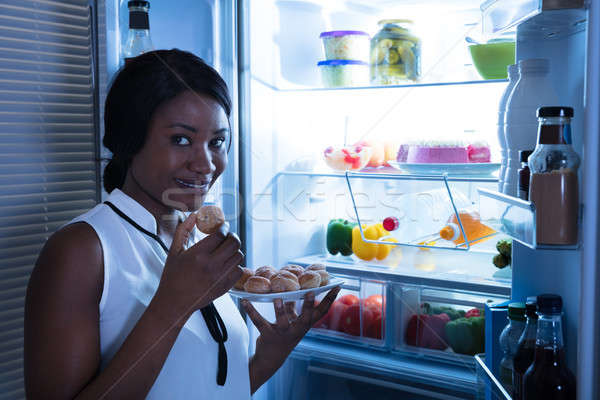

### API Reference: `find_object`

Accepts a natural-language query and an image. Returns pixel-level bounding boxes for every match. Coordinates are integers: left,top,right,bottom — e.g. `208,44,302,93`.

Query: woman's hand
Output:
155,213,243,320
243,286,341,393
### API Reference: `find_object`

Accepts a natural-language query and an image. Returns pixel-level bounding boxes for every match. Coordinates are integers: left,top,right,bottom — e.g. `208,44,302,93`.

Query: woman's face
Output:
127,90,229,212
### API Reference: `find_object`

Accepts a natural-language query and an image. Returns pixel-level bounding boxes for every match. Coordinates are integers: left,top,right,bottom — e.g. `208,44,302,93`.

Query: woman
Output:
24,49,340,399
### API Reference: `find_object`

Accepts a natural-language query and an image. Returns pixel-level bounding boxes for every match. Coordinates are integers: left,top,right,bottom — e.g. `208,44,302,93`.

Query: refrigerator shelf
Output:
477,188,580,250
292,254,511,296
253,74,508,93
481,0,585,36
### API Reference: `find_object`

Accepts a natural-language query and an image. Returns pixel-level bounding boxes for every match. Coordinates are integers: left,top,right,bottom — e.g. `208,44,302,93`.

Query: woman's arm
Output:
25,222,192,399
244,287,341,394
25,214,243,399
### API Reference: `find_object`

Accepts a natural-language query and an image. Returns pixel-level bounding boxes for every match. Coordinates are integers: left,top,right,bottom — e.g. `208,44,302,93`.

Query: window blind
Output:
0,1,99,398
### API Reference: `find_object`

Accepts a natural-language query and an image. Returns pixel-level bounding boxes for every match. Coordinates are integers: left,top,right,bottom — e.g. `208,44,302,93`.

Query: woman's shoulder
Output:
32,221,104,300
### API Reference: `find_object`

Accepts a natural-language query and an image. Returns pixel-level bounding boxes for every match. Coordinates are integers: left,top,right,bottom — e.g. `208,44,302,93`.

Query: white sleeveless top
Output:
65,189,251,399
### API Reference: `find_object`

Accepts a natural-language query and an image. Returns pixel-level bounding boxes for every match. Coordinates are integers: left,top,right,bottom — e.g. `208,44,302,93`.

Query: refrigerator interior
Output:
242,1,524,399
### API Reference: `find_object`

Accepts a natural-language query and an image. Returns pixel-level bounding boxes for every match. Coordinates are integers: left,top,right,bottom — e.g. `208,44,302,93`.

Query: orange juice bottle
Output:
439,211,496,245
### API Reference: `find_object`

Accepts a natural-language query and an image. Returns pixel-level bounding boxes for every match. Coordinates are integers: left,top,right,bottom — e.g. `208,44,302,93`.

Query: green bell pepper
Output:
326,219,356,256
422,303,466,321
444,316,485,355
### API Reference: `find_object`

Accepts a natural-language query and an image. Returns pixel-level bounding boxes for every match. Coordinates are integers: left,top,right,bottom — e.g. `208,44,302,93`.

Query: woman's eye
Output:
210,137,226,148
172,135,191,146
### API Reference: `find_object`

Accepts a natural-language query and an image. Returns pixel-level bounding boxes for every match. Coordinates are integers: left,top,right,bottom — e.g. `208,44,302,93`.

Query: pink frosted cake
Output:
406,141,469,164
399,140,491,164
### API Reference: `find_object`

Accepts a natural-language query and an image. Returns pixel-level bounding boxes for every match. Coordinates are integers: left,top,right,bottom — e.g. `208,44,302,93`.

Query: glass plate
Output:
388,160,500,176
229,278,344,302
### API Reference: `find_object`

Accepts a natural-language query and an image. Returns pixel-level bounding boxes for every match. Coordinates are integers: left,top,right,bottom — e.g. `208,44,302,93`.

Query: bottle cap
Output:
537,106,574,118
508,302,526,321
519,150,533,163
537,294,562,314
518,58,550,73
128,0,150,8
525,296,538,318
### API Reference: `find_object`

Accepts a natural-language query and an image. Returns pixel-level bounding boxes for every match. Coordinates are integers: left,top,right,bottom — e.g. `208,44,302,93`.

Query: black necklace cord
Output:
103,201,229,386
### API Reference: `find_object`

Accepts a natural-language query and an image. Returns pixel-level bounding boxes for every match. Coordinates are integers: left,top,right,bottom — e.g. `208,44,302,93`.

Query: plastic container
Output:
497,64,519,192
317,60,369,88
498,302,526,396
309,276,385,345
370,19,421,84
319,30,370,61
503,58,559,196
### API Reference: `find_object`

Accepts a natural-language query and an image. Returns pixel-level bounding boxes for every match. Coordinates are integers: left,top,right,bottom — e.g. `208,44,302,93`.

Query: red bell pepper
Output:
405,312,450,350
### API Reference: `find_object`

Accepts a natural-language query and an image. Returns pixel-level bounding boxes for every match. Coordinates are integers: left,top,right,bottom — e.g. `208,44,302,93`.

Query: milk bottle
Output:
503,59,558,196
498,64,518,192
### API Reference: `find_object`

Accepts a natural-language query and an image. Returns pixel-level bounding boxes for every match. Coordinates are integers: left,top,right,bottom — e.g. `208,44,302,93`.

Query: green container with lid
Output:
370,19,421,84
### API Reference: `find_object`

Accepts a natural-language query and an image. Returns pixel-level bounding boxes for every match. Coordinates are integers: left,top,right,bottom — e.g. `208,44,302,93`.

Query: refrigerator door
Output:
579,0,600,397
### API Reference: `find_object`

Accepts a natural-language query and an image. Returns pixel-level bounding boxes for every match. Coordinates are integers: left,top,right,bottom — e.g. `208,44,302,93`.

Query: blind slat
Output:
0,181,96,197
0,69,92,86
0,171,96,185
0,189,96,206
0,152,95,164
0,245,43,262
0,143,94,154
0,263,34,281
0,47,90,66
2,0,88,16
0,133,94,144
0,208,91,231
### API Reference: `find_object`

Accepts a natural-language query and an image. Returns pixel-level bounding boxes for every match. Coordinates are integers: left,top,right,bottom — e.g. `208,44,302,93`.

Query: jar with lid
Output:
518,150,533,201
499,302,526,395
370,20,421,85
528,106,580,245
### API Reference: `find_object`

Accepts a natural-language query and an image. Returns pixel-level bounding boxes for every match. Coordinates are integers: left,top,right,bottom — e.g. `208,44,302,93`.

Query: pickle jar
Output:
370,19,421,85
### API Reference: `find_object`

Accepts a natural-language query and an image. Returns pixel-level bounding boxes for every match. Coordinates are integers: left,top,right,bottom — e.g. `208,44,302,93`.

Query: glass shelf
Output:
475,354,512,400
477,188,580,250
253,75,508,93
291,253,511,296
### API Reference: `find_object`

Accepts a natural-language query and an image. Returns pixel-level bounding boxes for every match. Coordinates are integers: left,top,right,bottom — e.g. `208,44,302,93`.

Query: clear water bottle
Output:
503,59,559,196
122,1,153,65
498,64,518,192
499,302,526,395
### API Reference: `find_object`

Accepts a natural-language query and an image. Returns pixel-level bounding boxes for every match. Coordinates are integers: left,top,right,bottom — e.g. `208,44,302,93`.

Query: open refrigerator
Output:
102,0,599,399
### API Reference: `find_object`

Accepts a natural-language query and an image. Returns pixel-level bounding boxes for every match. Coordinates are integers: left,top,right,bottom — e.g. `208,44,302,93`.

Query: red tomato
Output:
340,303,378,336
339,294,359,306
365,314,384,339
363,294,384,309
327,300,348,331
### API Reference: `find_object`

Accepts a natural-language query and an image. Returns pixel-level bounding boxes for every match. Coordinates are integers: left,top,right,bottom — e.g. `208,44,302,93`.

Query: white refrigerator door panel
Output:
580,0,600,398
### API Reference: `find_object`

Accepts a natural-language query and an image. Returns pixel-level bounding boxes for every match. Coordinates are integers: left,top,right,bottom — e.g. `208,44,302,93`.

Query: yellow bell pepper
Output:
376,237,398,260
352,225,379,261
352,224,398,261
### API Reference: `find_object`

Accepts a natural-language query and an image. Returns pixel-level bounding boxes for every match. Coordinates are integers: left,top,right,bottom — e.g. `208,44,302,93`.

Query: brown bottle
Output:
523,294,575,400
513,297,537,400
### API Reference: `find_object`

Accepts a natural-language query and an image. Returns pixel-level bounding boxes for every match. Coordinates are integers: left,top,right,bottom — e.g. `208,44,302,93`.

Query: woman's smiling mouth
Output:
174,178,210,190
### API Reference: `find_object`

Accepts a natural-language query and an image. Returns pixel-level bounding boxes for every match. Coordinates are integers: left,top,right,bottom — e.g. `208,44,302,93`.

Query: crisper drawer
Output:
393,284,505,362
307,274,386,347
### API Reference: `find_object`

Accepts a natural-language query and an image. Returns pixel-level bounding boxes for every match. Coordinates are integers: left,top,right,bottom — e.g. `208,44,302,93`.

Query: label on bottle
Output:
130,11,149,29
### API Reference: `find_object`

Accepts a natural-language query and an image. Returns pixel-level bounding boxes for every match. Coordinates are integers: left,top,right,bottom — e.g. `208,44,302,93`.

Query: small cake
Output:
324,145,372,171
466,142,491,163
406,140,469,164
